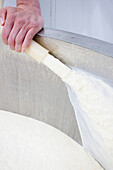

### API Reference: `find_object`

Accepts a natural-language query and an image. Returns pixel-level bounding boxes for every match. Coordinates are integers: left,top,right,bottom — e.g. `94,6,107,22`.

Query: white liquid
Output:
66,68,113,170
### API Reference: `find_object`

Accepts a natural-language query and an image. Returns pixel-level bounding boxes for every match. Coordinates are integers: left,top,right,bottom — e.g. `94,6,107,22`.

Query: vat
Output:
0,28,113,145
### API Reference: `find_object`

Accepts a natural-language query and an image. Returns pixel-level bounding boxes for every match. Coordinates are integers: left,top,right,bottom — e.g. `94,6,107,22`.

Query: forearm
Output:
17,0,40,8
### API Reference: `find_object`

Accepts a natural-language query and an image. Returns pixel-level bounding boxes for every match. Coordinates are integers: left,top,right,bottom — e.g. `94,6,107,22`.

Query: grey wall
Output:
3,0,113,43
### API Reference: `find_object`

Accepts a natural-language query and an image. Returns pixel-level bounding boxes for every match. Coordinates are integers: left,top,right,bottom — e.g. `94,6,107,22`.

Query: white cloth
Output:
66,67,113,170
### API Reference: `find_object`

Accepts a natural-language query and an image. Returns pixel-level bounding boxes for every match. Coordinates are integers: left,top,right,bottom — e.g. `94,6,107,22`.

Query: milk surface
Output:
66,67,113,170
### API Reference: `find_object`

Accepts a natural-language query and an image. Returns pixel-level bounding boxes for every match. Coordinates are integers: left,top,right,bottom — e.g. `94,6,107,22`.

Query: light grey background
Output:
3,0,113,43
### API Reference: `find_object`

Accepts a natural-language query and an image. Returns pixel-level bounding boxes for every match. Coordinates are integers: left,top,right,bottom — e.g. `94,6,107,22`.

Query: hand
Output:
0,4,44,52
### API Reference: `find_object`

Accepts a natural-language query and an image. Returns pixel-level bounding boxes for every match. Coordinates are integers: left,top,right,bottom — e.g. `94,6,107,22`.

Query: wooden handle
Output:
0,26,49,62
25,40,49,62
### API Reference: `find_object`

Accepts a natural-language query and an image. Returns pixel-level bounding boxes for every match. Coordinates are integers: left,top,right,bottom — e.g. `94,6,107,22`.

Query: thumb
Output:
0,8,7,26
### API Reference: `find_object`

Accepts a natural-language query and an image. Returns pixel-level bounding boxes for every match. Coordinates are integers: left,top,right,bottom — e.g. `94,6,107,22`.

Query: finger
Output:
8,21,24,50
15,24,30,52
22,27,39,52
0,8,7,26
2,21,14,45
2,11,14,45
15,25,30,52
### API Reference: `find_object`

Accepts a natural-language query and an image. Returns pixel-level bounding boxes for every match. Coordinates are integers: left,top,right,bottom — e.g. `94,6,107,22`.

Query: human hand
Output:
0,3,44,52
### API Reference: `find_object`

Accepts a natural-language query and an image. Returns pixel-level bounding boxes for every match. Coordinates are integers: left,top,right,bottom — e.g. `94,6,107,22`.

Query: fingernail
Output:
0,18,3,25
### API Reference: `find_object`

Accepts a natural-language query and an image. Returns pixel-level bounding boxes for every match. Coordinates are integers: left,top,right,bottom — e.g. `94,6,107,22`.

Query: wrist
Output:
17,1,41,15
17,0,40,9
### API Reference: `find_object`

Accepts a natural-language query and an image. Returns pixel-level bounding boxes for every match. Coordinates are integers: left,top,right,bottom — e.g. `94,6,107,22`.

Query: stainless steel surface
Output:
35,28,113,87
38,28,113,58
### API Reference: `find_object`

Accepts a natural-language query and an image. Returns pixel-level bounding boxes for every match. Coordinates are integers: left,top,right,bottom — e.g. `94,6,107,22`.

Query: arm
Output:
17,0,40,8
0,0,44,52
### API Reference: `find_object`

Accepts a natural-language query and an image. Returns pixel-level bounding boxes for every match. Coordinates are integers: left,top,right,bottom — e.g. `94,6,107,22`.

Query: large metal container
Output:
0,28,113,145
